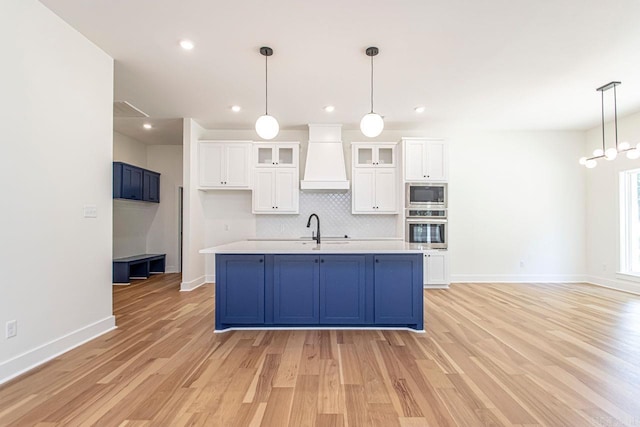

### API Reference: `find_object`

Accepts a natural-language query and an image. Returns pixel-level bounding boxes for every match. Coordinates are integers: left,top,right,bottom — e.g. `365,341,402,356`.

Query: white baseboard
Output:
180,275,206,292
0,315,116,385
584,275,640,296
165,267,180,274
424,284,450,289
450,274,587,283
205,275,215,283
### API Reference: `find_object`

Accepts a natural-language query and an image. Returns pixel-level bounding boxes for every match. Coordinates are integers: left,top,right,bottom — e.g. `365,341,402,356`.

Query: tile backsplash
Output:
255,191,398,239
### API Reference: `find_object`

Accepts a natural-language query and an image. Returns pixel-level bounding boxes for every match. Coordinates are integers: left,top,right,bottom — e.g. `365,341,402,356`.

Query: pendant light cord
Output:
614,84,618,149
601,89,605,153
370,54,374,113
265,54,268,115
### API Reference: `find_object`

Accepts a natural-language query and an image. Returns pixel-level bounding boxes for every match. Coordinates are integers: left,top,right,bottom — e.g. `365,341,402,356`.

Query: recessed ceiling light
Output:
231,105,241,112
414,106,426,113
324,105,335,113
143,123,152,129
179,39,194,50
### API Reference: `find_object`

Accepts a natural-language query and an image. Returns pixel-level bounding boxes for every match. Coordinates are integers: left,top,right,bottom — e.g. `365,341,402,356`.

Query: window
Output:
620,168,640,275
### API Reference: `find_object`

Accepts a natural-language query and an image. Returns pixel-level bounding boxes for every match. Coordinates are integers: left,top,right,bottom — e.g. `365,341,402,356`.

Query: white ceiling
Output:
40,0,640,137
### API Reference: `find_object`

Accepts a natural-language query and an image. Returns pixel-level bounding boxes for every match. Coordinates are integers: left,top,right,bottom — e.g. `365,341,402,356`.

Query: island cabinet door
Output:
373,254,423,325
273,255,320,324
319,255,367,324
216,255,265,325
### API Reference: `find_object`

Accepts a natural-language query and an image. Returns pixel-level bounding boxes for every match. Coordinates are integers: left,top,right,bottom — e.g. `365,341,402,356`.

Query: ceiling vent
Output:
113,101,149,118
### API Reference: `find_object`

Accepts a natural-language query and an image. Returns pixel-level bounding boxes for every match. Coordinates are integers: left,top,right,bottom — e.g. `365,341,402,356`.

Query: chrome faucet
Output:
306,213,321,244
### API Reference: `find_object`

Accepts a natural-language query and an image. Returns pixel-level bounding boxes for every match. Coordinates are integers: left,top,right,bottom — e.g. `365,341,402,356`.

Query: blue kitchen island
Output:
200,240,424,332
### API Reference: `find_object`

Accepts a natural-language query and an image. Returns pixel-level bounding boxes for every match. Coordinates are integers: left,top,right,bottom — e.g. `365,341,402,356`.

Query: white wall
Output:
113,131,147,167
113,200,157,258
0,0,114,383
147,145,183,272
447,130,587,282
586,111,640,294
181,119,207,290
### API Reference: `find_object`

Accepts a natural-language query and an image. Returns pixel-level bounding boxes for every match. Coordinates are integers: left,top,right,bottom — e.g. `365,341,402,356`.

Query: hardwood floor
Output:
1,275,640,426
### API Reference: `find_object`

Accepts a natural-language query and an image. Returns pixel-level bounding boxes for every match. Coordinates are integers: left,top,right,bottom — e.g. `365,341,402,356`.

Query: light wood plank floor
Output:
1,275,640,426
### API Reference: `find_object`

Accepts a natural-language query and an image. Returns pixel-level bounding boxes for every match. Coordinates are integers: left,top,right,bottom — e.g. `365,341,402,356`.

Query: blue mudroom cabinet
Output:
113,162,160,203
215,252,422,331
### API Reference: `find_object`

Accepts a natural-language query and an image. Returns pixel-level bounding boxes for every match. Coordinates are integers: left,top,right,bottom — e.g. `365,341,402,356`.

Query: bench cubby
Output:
113,254,166,284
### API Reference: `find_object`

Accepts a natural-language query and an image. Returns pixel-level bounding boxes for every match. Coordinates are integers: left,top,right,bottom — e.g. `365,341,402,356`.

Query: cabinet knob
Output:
423,175,426,178
315,259,318,263
375,259,379,263
276,206,278,209
321,259,324,263
259,259,263,263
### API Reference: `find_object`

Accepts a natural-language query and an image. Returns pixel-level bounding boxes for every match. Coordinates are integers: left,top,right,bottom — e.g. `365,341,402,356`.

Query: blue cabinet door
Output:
216,255,265,327
122,164,143,200
143,170,160,202
273,255,319,324
374,254,423,327
319,255,367,324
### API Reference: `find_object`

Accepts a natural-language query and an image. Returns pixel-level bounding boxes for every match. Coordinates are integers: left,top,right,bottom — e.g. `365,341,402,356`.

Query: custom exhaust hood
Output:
300,124,350,191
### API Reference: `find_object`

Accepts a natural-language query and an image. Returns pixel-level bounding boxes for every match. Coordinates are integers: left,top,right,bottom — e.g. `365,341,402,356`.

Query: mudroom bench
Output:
113,254,166,284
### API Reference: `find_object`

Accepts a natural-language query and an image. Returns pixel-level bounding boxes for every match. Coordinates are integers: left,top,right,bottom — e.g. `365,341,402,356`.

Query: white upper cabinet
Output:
252,142,299,214
353,144,395,167
351,142,398,214
403,138,448,182
255,143,298,167
199,141,252,189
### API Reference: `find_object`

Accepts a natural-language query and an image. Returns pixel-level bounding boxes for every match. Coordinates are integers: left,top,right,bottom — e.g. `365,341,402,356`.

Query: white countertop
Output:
200,239,432,254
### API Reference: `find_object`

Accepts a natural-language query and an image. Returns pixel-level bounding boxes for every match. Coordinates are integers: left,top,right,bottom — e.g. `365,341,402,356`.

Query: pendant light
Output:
360,47,384,138
578,81,640,168
255,46,279,140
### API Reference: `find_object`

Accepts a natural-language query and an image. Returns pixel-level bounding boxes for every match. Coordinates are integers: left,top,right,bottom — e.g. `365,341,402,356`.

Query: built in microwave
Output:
406,183,447,208
405,219,447,248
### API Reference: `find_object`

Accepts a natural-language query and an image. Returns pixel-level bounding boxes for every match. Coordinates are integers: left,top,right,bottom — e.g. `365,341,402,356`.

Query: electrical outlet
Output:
602,263,607,272
519,260,525,268
224,224,229,231
6,320,17,338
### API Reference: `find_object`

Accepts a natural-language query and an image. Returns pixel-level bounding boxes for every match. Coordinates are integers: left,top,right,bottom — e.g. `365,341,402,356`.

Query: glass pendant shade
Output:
255,114,279,140
585,159,598,168
605,147,618,160
360,113,384,138
627,149,640,160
